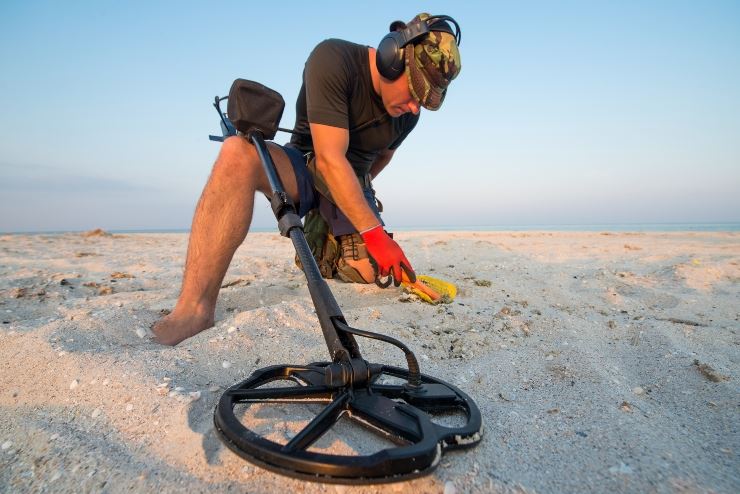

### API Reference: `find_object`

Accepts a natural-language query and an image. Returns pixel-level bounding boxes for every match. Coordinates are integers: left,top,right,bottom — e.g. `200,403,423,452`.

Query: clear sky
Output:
1,0,739,232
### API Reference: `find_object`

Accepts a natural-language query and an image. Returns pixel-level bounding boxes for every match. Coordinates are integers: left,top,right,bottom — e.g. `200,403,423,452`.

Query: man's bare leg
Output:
152,136,300,345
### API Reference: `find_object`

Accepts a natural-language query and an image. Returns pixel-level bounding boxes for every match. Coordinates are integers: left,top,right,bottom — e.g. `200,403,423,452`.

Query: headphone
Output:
376,14,462,81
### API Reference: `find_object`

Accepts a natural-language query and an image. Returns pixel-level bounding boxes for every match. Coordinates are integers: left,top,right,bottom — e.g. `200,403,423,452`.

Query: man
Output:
153,13,462,345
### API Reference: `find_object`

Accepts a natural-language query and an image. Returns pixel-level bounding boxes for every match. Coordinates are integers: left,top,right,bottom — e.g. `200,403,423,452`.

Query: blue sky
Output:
1,1,738,232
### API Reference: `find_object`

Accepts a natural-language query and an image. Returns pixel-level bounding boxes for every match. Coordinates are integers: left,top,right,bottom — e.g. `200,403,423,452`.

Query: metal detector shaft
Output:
247,131,360,361
249,131,284,195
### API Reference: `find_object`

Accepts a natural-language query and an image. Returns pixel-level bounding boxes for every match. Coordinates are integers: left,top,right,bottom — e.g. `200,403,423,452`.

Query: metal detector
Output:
209,79,482,484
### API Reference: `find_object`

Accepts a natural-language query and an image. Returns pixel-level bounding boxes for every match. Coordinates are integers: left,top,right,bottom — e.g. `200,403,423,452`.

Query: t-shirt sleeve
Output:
388,113,420,150
304,39,352,129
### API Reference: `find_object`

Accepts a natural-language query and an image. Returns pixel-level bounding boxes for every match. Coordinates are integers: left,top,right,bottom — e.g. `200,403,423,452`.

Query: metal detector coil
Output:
210,80,483,484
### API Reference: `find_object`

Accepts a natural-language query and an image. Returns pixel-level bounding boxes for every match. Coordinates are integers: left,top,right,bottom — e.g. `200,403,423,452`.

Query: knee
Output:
221,135,250,155
212,136,259,178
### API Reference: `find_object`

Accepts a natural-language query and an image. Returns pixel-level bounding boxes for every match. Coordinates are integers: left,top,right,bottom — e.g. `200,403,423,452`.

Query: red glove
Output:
360,225,416,286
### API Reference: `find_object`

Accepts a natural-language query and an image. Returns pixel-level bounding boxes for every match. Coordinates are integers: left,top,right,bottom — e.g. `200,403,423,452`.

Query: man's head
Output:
376,13,462,113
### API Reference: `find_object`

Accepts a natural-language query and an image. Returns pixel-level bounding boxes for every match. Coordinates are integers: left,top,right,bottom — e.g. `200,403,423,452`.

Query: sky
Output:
1,0,739,232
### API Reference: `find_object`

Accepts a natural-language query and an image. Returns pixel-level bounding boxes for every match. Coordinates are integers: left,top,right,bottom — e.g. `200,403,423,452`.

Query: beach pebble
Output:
189,391,201,401
227,326,236,333
632,386,645,395
102,379,110,386
209,386,221,393
1,441,12,450
499,391,516,402
126,403,134,412
69,379,79,390
50,433,59,440
50,471,61,482
135,327,147,339
608,462,634,475
222,361,232,369
545,354,554,361
444,481,457,494
91,408,102,418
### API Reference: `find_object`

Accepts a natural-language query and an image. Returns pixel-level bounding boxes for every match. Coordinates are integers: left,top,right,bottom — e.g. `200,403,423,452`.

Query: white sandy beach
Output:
0,230,738,493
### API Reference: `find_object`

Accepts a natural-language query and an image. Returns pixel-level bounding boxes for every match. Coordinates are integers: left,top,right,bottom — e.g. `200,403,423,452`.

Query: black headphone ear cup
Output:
376,32,405,80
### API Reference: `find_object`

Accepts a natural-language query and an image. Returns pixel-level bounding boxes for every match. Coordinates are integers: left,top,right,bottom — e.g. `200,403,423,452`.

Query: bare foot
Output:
152,309,214,346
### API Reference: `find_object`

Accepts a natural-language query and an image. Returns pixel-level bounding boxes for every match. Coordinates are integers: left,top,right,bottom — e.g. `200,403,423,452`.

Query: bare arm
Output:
369,148,395,180
310,123,380,232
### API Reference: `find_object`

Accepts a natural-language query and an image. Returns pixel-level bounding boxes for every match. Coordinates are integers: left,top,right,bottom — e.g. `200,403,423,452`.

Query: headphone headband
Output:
394,14,461,48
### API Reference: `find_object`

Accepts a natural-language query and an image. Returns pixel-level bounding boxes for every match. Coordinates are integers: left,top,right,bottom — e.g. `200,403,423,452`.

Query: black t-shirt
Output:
290,39,419,177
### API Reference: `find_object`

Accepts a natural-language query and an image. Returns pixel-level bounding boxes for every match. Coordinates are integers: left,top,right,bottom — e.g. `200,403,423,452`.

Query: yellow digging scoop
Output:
402,274,457,304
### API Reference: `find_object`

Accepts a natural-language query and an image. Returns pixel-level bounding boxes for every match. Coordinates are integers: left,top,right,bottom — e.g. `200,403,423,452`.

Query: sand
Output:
0,230,738,493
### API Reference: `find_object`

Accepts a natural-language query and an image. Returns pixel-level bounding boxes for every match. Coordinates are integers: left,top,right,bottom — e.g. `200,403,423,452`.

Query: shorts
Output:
280,144,384,236
281,144,319,218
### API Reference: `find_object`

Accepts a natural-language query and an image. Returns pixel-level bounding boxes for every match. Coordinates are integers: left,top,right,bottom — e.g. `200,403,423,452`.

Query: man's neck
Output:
368,47,381,99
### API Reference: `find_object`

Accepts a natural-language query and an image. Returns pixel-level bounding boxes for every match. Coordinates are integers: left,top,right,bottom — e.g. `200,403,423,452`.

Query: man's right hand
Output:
360,225,416,286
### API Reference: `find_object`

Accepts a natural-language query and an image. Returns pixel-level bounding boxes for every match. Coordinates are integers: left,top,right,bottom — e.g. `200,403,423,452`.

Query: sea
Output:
105,222,740,234
4,222,740,235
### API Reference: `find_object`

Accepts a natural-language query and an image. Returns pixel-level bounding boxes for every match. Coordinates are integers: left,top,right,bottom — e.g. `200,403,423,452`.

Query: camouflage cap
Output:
404,13,462,111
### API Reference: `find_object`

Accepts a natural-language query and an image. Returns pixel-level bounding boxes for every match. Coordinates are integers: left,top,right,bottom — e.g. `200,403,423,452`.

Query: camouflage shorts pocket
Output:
295,209,338,279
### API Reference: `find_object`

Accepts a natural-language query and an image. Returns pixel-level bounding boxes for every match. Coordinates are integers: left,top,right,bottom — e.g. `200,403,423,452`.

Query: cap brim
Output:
405,46,446,111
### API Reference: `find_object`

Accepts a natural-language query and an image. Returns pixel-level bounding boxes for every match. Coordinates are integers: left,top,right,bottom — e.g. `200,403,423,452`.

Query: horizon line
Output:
3,221,740,235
